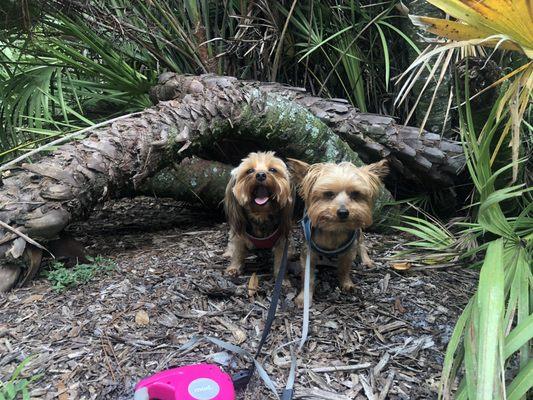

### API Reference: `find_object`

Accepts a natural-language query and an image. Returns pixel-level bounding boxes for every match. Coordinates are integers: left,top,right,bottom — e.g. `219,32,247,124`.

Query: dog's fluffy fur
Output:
293,159,389,307
224,151,300,278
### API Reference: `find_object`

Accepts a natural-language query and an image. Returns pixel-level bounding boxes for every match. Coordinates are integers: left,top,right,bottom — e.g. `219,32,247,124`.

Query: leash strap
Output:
281,346,297,400
299,249,311,350
254,238,289,359
282,238,312,399
233,238,289,394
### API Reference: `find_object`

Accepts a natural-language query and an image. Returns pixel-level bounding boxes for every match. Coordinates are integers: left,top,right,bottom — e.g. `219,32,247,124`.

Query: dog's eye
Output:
246,168,255,174
268,167,277,173
350,191,361,200
323,191,335,199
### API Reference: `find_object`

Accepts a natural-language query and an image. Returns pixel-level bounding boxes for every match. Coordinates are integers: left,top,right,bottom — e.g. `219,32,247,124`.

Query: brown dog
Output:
293,160,389,307
224,151,300,279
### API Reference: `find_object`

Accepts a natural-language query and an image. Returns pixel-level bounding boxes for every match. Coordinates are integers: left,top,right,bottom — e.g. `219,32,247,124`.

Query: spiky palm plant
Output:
396,4,533,396
398,1,532,182
394,82,532,399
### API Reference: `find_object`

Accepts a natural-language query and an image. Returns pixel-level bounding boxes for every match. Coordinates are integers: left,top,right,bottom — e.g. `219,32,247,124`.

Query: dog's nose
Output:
256,172,267,182
337,207,349,220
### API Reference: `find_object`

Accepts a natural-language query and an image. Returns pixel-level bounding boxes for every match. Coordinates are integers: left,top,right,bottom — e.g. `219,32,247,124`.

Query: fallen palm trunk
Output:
151,74,465,190
0,74,464,291
138,158,232,209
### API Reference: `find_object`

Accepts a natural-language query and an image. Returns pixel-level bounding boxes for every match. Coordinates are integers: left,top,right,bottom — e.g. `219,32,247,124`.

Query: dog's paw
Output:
340,280,357,293
294,292,305,308
222,250,232,258
278,278,292,289
225,265,242,277
361,259,375,269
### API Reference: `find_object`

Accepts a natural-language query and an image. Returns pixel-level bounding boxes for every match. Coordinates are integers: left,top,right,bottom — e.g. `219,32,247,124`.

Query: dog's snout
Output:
337,207,349,220
256,172,267,182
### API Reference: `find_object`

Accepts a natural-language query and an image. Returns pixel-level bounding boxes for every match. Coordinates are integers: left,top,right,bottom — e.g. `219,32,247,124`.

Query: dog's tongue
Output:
254,187,270,205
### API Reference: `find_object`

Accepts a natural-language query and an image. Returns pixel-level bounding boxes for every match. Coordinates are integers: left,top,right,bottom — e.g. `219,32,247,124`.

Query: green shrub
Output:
0,357,42,400
45,256,116,292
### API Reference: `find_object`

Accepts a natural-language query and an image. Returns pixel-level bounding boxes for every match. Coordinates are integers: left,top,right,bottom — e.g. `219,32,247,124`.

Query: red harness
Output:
246,228,282,249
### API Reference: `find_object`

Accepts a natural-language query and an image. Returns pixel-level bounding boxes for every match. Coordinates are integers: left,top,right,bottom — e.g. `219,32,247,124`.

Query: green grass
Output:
0,357,42,400
45,256,116,292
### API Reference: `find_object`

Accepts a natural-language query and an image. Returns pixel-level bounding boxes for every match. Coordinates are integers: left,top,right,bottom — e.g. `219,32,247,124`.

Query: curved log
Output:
0,74,464,290
138,158,231,209
151,74,465,190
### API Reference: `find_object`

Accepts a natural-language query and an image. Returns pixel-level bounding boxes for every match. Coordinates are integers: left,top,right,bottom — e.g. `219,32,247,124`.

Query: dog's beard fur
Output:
225,151,293,239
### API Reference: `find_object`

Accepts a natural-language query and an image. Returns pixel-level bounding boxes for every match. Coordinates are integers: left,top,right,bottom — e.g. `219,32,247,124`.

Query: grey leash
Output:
282,244,312,398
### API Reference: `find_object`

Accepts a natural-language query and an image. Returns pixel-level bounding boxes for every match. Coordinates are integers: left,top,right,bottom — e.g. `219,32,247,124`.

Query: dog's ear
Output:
286,158,310,185
299,164,323,203
360,159,389,198
362,159,389,179
224,171,246,236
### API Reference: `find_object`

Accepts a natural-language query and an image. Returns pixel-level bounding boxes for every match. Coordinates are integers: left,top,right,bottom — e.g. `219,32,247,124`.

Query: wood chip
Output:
135,310,150,326
359,374,375,400
395,297,407,313
378,371,395,400
22,294,44,304
311,363,371,373
57,381,69,400
247,272,259,298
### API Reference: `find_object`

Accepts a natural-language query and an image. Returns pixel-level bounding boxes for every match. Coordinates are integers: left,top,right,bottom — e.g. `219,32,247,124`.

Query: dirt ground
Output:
0,197,478,399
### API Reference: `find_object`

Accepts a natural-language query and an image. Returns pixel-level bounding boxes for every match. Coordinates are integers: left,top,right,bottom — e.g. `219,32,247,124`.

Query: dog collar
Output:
246,227,282,249
301,211,359,258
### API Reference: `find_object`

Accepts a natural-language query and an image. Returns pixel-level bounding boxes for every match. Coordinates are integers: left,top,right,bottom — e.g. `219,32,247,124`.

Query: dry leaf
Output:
135,310,150,326
391,262,412,271
57,381,69,400
247,272,259,298
23,294,44,304
395,297,406,314
216,317,247,344
231,326,247,344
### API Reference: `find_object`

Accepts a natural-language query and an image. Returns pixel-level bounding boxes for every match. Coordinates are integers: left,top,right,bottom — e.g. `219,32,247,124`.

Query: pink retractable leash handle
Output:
134,363,235,400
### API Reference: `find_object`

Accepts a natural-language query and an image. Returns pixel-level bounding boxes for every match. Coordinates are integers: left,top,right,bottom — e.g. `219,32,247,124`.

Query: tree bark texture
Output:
151,74,464,190
138,157,231,209
0,73,465,290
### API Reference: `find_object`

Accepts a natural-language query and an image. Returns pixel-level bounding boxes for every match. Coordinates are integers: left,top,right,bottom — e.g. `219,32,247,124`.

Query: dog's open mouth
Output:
253,186,271,206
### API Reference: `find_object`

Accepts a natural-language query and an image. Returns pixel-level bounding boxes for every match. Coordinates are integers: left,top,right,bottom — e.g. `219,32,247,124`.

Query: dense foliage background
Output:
0,0,439,158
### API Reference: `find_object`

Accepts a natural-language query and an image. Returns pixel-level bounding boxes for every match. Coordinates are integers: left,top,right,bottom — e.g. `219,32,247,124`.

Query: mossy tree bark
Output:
0,74,465,291
138,158,232,209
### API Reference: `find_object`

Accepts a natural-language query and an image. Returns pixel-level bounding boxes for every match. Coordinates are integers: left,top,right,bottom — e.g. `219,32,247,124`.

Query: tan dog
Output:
292,160,389,307
224,151,299,278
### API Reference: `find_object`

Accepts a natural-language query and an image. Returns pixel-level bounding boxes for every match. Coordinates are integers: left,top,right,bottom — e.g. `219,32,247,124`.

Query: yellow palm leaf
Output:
410,16,523,52
418,0,533,57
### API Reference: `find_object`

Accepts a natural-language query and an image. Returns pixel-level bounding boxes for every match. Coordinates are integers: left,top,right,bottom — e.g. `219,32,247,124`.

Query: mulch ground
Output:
0,197,478,399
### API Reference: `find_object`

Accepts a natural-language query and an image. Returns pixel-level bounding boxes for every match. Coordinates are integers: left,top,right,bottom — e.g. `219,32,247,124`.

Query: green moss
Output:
234,92,364,164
